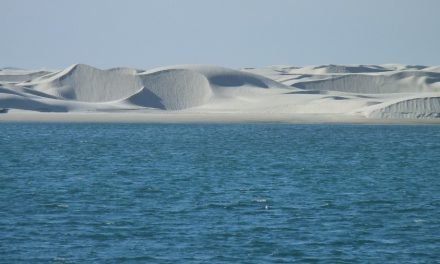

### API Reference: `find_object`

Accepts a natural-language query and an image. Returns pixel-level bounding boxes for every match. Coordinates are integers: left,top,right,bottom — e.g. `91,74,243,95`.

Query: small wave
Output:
43,203,69,209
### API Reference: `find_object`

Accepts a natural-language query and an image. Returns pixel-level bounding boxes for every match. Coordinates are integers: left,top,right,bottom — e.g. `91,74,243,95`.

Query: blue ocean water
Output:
1,123,439,263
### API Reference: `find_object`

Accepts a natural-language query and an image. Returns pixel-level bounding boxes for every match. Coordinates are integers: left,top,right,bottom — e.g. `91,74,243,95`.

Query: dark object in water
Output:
0,108,9,113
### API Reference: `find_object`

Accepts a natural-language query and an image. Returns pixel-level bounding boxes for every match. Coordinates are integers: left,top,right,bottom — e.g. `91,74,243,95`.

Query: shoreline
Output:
1,112,440,125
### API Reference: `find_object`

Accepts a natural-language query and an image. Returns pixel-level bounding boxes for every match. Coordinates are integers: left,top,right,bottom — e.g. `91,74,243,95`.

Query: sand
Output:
1,64,440,124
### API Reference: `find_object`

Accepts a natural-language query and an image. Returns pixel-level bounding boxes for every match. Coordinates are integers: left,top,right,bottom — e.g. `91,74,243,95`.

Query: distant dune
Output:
1,64,440,122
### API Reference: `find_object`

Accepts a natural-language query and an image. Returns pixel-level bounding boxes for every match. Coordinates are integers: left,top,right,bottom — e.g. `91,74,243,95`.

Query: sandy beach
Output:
2,111,440,125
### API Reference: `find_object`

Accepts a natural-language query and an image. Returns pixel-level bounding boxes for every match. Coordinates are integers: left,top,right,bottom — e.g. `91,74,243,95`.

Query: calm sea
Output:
1,123,439,263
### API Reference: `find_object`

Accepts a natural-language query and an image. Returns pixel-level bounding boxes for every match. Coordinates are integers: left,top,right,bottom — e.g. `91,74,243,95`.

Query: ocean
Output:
1,123,439,263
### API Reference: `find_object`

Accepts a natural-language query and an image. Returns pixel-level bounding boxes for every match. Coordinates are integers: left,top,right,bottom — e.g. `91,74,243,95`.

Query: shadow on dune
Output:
125,87,166,110
323,96,349,100
290,82,308,89
210,75,269,88
19,87,60,99
314,64,391,73
0,87,23,96
285,90,327,95
0,97,68,112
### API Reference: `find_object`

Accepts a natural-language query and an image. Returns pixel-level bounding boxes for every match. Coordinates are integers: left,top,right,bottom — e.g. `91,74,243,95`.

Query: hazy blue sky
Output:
1,0,439,69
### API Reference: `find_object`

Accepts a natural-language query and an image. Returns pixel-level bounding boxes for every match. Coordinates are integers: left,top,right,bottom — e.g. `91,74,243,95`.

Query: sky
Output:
1,0,439,69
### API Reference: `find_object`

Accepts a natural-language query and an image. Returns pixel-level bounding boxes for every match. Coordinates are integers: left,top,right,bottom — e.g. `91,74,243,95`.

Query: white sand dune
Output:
1,64,440,123
27,64,142,102
291,71,440,94
126,69,211,110
363,96,440,119
0,68,52,83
